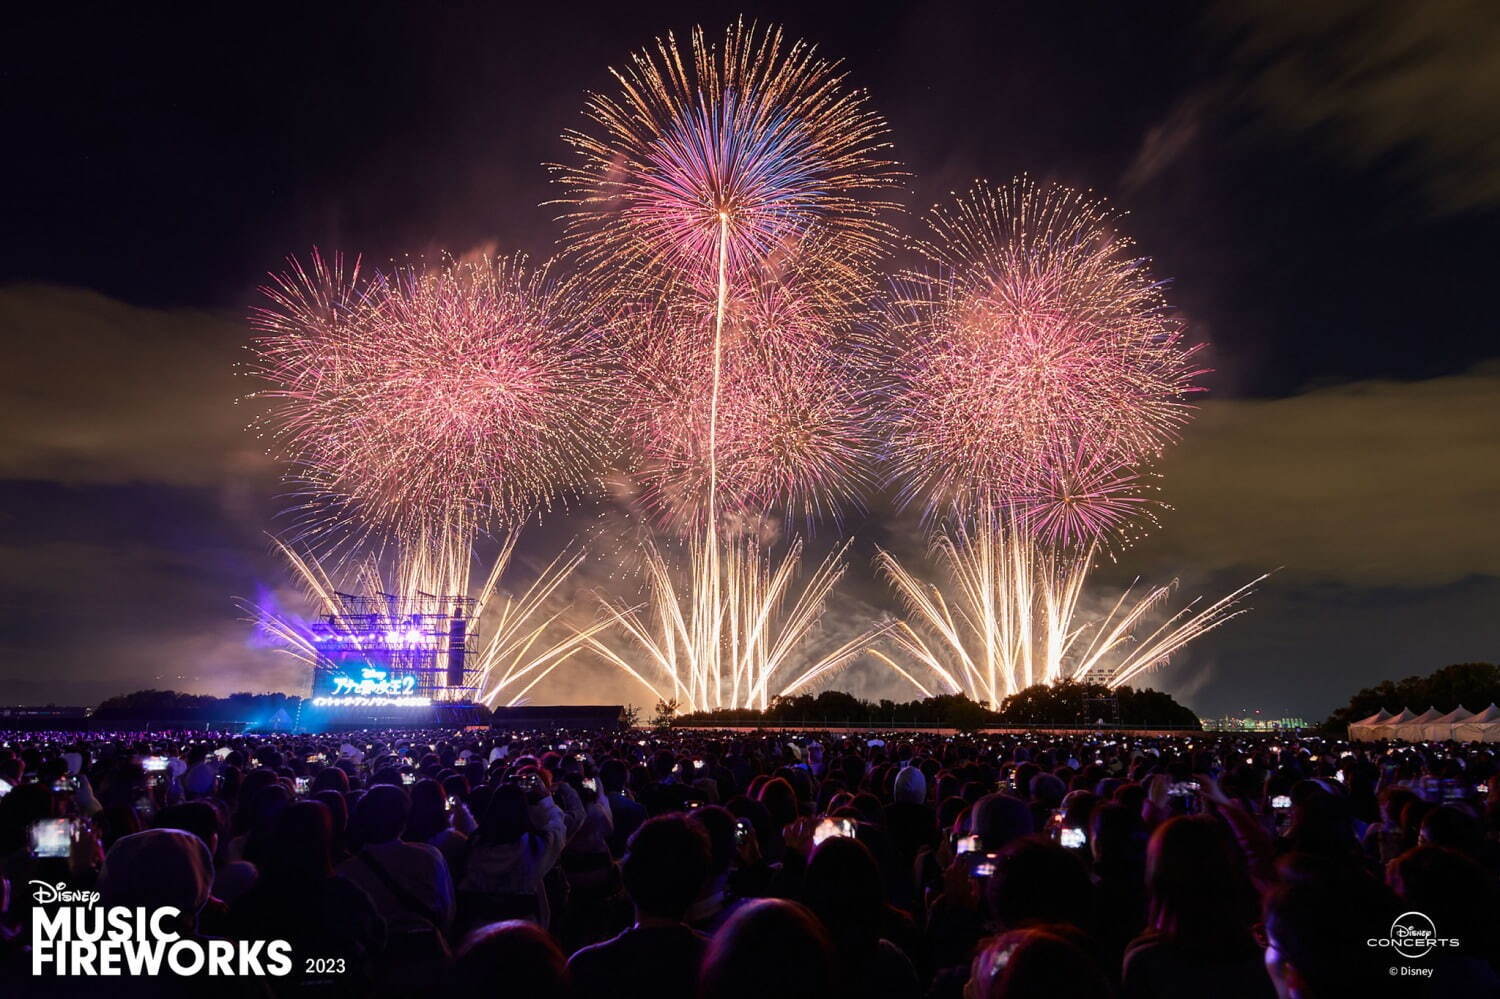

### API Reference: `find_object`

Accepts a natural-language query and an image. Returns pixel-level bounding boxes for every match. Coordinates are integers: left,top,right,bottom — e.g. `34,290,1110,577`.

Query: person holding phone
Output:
456,772,570,932
404,778,469,868
639,749,703,816
683,805,757,934
558,768,618,944
1361,785,1420,864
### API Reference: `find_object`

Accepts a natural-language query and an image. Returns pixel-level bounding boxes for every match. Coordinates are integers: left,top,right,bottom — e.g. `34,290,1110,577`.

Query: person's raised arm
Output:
451,799,477,837
1142,773,1172,827
593,783,614,834
1197,772,1276,891
526,788,569,874
74,772,102,817
553,779,587,840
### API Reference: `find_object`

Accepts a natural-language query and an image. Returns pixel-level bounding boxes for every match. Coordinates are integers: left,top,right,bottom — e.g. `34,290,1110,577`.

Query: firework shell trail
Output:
555,21,900,709
616,257,881,535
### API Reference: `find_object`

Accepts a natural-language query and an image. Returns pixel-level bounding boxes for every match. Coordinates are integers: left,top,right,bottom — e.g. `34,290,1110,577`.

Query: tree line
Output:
672,680,1202,730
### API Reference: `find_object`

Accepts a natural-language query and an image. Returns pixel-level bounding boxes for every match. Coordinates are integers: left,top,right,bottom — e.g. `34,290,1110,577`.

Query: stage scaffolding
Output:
307,591,477,701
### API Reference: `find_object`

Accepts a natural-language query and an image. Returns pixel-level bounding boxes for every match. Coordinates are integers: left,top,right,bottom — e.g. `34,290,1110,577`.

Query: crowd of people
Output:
2,724,1499,997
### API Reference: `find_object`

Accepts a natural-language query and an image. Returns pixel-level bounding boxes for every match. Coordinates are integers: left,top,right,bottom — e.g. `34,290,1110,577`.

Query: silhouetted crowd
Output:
3,727,1500,997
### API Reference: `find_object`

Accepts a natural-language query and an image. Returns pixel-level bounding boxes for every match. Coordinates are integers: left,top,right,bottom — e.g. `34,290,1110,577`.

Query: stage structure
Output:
307,591,478,707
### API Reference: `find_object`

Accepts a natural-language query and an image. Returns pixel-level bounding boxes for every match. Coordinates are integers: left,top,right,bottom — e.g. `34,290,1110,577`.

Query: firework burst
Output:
873,177,1257,697
873,513,1266,704
553,19,902,290
556,21,899,530
882,177,1206,534
248,252,616,544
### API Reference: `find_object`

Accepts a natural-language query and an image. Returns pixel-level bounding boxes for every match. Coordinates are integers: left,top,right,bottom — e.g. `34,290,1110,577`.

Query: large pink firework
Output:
882,177,1206,538
248,252,615,542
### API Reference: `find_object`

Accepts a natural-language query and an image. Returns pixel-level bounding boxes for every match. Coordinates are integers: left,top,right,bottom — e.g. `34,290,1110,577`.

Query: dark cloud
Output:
0,510,305,705
1210,0,1500,215
0,284,274,491
1128,364,1500,586
0,286,289,701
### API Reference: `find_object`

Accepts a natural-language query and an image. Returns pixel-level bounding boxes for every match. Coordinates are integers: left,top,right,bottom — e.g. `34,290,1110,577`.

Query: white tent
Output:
1396,707,1447,741
1420,706,1474,741
1453,704,1500,743
1348,708,1394,742
1370,708,1417,740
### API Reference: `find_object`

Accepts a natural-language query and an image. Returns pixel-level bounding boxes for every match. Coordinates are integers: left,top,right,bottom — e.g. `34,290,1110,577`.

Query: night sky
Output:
2,1,1497,719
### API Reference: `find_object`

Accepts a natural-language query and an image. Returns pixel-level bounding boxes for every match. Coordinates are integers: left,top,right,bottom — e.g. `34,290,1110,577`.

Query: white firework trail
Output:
240,530,605,707
584,534,885,712
872,512,1266,704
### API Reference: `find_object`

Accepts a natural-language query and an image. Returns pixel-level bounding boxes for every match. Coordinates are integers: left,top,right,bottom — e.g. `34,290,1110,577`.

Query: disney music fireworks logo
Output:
29,880,294,978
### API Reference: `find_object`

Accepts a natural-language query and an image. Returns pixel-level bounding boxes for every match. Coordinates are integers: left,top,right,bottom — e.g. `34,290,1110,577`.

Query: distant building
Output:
1205,716,1306,732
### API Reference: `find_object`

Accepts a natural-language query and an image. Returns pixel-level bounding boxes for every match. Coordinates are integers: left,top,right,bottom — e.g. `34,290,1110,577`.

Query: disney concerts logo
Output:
30,880,293,978
1366,910,1461,979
